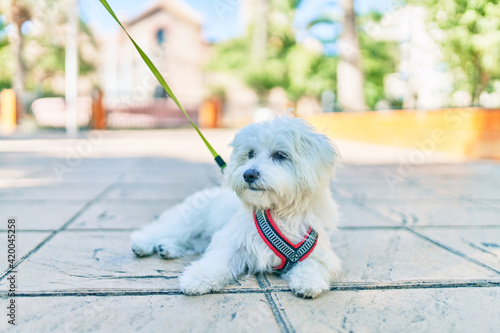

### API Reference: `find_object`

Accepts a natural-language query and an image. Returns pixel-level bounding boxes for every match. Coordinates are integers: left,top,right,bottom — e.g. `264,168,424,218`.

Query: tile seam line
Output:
0,172,129,282
2,225,500,233
461,195,500,213
265,293,296,333
354,199,500,276
255,274,296,333
2,280,500,298
403,227,500,275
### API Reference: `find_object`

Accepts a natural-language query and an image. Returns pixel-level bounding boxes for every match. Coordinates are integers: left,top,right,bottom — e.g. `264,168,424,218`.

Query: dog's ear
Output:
293,122,340,190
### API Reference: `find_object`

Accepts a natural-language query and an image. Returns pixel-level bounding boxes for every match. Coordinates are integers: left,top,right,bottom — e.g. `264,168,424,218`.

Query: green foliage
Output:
29,20,96,82
308,10,400,109
209,1,399,107
0,15,8,49
208,0,336,102
413,0,500,103
0,2,97,95
0,47,13,89
358,13,400,109
0,15,12,89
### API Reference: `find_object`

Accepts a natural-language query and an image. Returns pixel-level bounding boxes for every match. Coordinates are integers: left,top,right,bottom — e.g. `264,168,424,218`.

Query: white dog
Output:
131,114,341,298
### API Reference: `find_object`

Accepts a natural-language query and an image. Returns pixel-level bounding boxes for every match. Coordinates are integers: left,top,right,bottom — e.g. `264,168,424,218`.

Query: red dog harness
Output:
253,209,318,274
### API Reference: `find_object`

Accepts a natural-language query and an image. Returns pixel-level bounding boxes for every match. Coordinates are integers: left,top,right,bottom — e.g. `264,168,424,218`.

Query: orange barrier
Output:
304,108,500,160
199,98,221,128
0,89,17,134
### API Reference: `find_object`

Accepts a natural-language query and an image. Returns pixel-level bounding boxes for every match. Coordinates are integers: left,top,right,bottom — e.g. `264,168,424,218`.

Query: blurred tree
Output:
211,0,398,109
0,15,7,48
414,0,500,104
1,0,31,98
309,10,400,110
358,12,399,109
337,0,366,111
251,0,268,62
0,14,12,90
209,0,337,103
0,0,96,97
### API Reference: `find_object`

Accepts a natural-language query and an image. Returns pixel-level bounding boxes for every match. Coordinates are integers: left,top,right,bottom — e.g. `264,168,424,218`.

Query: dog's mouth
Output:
248,185,266,192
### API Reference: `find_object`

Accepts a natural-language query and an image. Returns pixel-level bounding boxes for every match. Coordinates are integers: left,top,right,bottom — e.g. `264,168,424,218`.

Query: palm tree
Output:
1,0,96,99
250,0,268,62
306,0,367,111
337,0,366,111
4,0,31,98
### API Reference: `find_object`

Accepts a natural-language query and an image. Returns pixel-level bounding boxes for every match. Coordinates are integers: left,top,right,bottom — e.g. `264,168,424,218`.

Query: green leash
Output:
99,0,226,171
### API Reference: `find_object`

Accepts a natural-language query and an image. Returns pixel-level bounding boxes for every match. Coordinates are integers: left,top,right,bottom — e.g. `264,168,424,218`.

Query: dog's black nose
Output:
243,169,260,184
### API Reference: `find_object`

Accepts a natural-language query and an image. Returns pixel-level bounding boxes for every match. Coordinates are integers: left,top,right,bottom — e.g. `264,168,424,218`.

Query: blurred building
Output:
97,0,205,112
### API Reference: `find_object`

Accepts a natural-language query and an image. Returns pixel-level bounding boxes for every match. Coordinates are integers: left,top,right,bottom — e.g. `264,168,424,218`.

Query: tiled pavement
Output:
0,129,499,332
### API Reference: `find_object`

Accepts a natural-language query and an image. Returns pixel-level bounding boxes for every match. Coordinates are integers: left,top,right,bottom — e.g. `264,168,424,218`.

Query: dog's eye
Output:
248,150,255,159
272,151,288,161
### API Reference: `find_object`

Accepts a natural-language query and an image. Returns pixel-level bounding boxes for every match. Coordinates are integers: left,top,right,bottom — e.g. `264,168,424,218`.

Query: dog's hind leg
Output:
178,222,245,295
131,187,234,258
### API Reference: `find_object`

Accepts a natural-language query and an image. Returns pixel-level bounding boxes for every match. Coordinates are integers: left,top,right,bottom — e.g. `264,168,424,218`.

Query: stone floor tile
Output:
416,228,500,272
0,183,109,201
0,201,87,230
2,131,500,331
278,287,500,333
120,167,217,184
264,229,498,288
424,182,500,200
337,200,392,227
336,165,404,182
335,182,445,200
334,229,498,281
481,199,500,210
25,168,124,184
0,154,59,167
100,183,217,201
0,169,35,181
362,199,500,226
0,231,51,272
410,163,500,181
59,158,138,172
0,293,280,333
0,231,260,292
127,158,215,172
67,200,177,229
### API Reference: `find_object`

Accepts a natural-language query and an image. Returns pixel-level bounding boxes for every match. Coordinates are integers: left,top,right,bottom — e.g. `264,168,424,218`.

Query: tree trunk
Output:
11,23,25,96
8,0,31,116
251,0,268,62
337,0,366,111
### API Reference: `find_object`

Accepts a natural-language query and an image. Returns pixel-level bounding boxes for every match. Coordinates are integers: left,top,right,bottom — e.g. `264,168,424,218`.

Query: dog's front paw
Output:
179,272,218,296
287,262,331,299
290,283,328,299
131,232,155,257
179,263,230,296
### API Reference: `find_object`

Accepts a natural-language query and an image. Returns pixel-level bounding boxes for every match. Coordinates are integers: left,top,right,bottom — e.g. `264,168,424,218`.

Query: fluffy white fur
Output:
131,114,341,298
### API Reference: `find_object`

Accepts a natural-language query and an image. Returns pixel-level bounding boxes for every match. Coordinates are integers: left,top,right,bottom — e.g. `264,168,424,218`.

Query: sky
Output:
82,0,395,42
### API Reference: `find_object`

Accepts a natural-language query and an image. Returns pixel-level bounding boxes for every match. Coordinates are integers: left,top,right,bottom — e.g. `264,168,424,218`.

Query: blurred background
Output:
0,0,499,158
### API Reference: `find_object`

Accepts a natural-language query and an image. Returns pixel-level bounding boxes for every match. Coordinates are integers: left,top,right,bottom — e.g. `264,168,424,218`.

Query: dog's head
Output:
225,114,339,213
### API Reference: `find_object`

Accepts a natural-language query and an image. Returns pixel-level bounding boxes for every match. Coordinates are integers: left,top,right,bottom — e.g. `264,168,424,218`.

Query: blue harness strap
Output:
253,209,318,274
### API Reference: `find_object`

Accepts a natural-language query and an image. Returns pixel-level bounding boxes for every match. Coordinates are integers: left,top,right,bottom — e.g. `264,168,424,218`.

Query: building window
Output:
156,29,165,46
